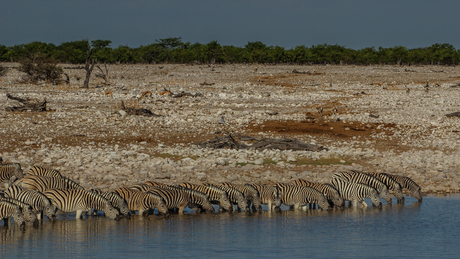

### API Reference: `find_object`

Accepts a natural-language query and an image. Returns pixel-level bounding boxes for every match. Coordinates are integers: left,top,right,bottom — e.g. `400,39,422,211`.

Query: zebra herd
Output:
0,163,423,227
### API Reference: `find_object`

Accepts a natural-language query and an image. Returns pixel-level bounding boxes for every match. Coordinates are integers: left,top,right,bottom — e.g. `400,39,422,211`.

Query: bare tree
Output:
82,39,96,88
95,63,110,85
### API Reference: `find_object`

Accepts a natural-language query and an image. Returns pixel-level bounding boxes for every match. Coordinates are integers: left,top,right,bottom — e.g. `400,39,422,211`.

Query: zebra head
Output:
413,187,422,202
380,186,392,204
156,198,169,216
318,195,332,211
117,199,131,217
236,193,248,212
369,189,382,208
332,193,345,209
44,203,57,220
103,202,120,220
393,184,405,203
219,194,233,211
13,207,25,226
23,205,38,224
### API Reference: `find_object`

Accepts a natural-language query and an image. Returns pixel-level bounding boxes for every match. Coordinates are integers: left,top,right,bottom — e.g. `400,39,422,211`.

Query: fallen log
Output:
196,134,325,151
446,112,460,117
120,101,162,117
5,93,47,112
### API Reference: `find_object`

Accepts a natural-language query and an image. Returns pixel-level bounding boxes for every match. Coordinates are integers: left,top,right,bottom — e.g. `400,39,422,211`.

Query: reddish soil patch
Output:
246,119,395,139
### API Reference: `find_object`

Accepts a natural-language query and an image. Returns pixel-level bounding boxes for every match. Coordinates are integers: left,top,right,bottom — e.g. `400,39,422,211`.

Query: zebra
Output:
247,183,281,211
331,171,392,204
0,201,25,226
179,182,233,211
4,185,56,220
276,183,332,211
292,179,344,208
15,175,84,192
141,186,191,214
221,182,262,211
114,187,169,216
160,185,215,213
363,172,405,202
207,183,248,212
27,165,63,178
0,163,23,189
387,174,422,201
0,197,37,224
43,189,119,219
88,189,131,217
331,177,382,208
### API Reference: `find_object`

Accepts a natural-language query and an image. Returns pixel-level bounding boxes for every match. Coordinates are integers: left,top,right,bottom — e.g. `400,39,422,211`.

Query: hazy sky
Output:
1,0,459,50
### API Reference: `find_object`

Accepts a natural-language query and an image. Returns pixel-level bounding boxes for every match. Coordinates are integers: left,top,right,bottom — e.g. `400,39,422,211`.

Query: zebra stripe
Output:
292,179,344,208
248,183,281,211
0,197,37,223
332,171,392,203
363,172,405,202
160,185,215,213
27,165,62,178
179,182,233,211
0,163,23,188
88,189,131,217
16,175,84,192
43,189,119,219
0,201,25,226
331,177,382,208
207,183,248,212
4,185,55,220
114,187,169,216
221,182,262,211
387,174,422,201
276,183,331,211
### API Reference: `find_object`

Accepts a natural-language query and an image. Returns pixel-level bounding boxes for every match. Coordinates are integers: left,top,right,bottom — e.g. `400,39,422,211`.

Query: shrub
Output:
18,54,64,84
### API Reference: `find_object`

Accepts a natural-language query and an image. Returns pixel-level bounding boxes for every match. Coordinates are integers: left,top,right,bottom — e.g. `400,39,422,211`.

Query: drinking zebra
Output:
179,182,233,211
114,187,169,216
0,163,23,189
27,165,63,178
276,183,332,211
292,179,344,208
208,183,248,212
387,174,422,201
362,172,405,202
15,175,84,192
88,189,131,217
140,186,191,214
0,197,37,223
247,183,281,211
331,177,382,208
331,171,392,204
43,189,120,219
160,185,215,213
0,201,25,226
4,185,56,220
221,182,262,211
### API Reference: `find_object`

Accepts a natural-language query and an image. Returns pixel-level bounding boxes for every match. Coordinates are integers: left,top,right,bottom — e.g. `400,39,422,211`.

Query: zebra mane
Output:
204,184,227,196
145,191,164,202
2,163,21,169
243,183,258,192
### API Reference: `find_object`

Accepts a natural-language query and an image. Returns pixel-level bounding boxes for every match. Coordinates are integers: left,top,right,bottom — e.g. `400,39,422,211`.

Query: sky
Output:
1,0,459,50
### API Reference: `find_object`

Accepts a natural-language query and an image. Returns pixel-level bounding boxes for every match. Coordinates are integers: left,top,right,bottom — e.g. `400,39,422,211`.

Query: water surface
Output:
1,195,459,258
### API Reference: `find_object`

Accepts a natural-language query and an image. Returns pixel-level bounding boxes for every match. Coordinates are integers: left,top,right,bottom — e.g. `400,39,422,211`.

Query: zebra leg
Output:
76,210,84,219
352,200,358,208
360,199,368,208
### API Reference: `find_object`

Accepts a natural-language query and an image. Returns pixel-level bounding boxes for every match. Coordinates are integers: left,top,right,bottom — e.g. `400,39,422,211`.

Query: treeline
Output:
0,37,459,65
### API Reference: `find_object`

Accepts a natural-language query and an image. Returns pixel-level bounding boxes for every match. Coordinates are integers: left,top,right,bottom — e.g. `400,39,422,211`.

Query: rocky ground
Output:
1,63,460,195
